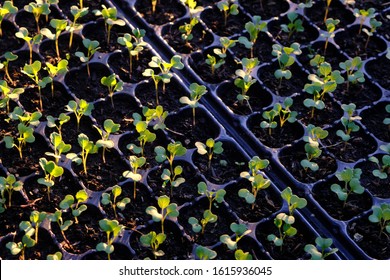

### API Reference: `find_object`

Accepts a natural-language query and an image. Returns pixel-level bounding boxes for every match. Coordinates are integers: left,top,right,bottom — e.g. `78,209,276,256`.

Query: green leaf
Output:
330,184,348,201
238,188,255,204
146,206,162,222
96,242,114,254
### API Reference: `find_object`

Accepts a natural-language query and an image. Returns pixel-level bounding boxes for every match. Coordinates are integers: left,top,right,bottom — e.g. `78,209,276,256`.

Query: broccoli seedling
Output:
1,52,18,86
4,123,35,159
217,0,239,27
140,231,166,259
179,82,207,126
0,79,23,113
24,1,51,33
67,6,89,49
15,27,43,64
281,12,304,42
41,19,68,60
339,57,365,92
123,155,146,199
45,59,69,96
179,17,199,46
195,138,224,170
353,8,376,35
267,213,297,251
6,220,37,260
363,17,382,50
101,74,123,108
368,203,390,237
66,133,99,175
330,167,364,208
127,115,156,157
37,157,64,201
48,210,74,248
101,185,130,219
93,5,125,46
0,1,18,37
65,99,94,130
300,125,328,172
75,38,100,77
180,0,204,19
336,103,361,143
46,113,70,137
272,42,302,88
321,18,340,56
369,144,390,180
96,218,125,260
220,222,251,250
281,187,307,216
197,181,226,211
146,195,179,234
59,189,88,224
188,209,217,235
235,249,253,260
0,174,23,208
304,237,338,260
47,251,62,260
95,119,120,163
205,54,225,76
238,16,267,58
195,245,217,260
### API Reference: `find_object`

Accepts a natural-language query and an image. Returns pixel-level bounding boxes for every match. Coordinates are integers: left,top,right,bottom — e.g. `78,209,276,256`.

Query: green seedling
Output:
6,219,37,260
195,138,223,170
180,0,204,19
281,12,304,42
15,27,43,64
368,203,390,237
21,60,52,111
195,245,217,260
240,156,269,181
179,82,207,126
220,222,252,250
96,218,124,260
235,249,253,260
117,29,147,78
214,37,237,61
26,210,47,243
160,164,185,197
321,18,340,55
24,1,50,33
300,125,328,172
205,54,225,76
59,189,88,224
188,209,217,235
46,113,70,137
67,6,89,49
48,210,74,247
65,99,94,130
95,119,120,163
101,74,123,108
238,16,267,58
8,106,42,127
0,79,23,113
304,237,338,260
272,42,302,88
239,173,270,210
1,52,18,86
0,174,23,208
4,123,35,159
146,195,179,234
324,0,332,23
281,187,307,216
197,181,226,211
66,133,99,175
369,144,390,180
353,8,376,35
267,212,297,250
75,38,100,77
140,231,166,259
101,185,131,219
330,167,364,208
47,251,62,260
385,104,390,126
41,19,68,60
45,59,69,96
363,17,382,50
0,1,18,37
179,17,199,45
127,116,156,157
336,103,361,143
217,0,239,27
37,157,64,201
123,155,146,199
93,5,125,45
339,57,365,92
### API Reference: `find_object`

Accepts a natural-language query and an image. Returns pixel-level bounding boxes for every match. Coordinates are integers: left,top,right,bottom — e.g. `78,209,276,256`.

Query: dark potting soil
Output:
134,0,186,26
238,0,289,20
360,102,390,143
0,194,30,237
230,31,274,62
15,8,64,36
0,20,24,54
365,54,390,90
58,0,105,23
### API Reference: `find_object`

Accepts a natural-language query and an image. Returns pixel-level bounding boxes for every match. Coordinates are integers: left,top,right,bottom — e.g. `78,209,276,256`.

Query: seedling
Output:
195,245,217,260
271,42,302,88
281,187,307,216
93,5,125,45
65,99,94,130
217,0,239,27
45,59,69,96
127,115,156,157
179,17,199,46
101,185,131,219
240,156,269,181
179,82,207,126
117,29,147,78
0,1,18,37
146,195,179,234
140,231,166,259
197,181,226,211
37,157,64,201
1,52,18,86
59,190,88,224
369,144,390,180
195,138,223,170
67,6,89,49
0,79,24,113
75,38,100,77
24,1,51,33
304,237,338,259
0,174,23,208
155,141,187,178
41,19,68,60
214,37,237,60
300,125,328,172
15,27,43,64
205,54,225,76
188,209,217,235
46,113,70,137
339,57,365,92
235,249,252,260
280,12,304,42
385,104,390,126
96,218,125,260
95,119,120,163
321,18,340,55
101,74,124,108
336,103,361,143
220,222,251,250
267,213,297,250
363,17,382,50
368,203,390,237
238,16,268,58
66,133,99,175
123,155,146,199
330,167,364,208
323,0,332,23
48,210,74,247
353,8,376,35
180,0,204,19
47,251,62,260
4,123,36,159
6,220,37,260
25,210,47,243
21,60,52,111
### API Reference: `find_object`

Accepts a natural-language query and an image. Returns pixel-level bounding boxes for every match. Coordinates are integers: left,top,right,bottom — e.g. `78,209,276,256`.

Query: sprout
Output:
24,1,51,33
235,249,253,260
195,245,217,260
353,7,376,35
67,6,89,49
179,17,199,46
95,119,120,163
369,144,390,180
267,213,297,251
140,231,166,259
48,210,74,248
195,138,224,170
37,157,64,201
65,99,94,130
217,0,239,27
0,174,23,208
59,190,88,224
321,18,340,56
363,17,382,50
179,82,207,126
47,251,63,260
100,74,124,108
197,181,226,211
205,54,225,76
188,209,217,235
180,0,204,19
272,42,302,88
0,1,18,37
93,5,125,46
96,219,125,260
46,113,70,137
336,103,361,143
368,203,390,237
1,52,18,86
304,237,338,260
101,185,131,219
75,39,100,77
330,167,364,208
220,222,252,251
238,16,267,58
41,19,68,60
280,12,304,42
0,79,24,113
66,133,99,175
45,59,69,96
281,187,307,216
300,125,328,172
123,155,146,199
146,195,179,234
15,27,43,64
339,57,365,92
4,123,36,159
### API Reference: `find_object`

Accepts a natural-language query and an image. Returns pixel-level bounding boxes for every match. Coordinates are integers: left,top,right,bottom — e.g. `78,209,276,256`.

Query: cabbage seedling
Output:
369,144,390,179
6,220,37,260
1,52,18,86
363,17,382,50
45,59,69,96
188,209,217,235
41,19,68,60
220,222,251,250
339,57,365,92
25,210,47,243
195,245,217,260
0,1,18,37
281,12,304,42
195,138,224,170
101,74,123,108
46,113,70,137
59,190,88,224
67,6,89,49
47,251,62,260
330,167,364,208
272,42,302,88
0,174,23,208
8,106,42,127
123,155,146,199
321,18,339,56
179,82,207,126
48,210,74,248
65,99,94,130
15,27,43,64
368,203,390,237
235,249,252,260
96,218,124,260
336,103,361,143
323,0,332,23
267,212,297,250
353,8,376,35
304,237,338,260
24,1,50,33
127,117,156,157
93,5,125,45
4,123,36,159
234,57,259,112
238,16,267,58
205,54,225,76
146,195,179,234
37,157,64,201
95,119,120,163
180,0,204,19
140,231,166,259
217,0,239,27
300,125,328,172
240,156,269,181
179,17,199,46
101,185,130,219
281,187,307,216
75,38,100,77
0,79,23,113
66,133,99,175
197,181,226,211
